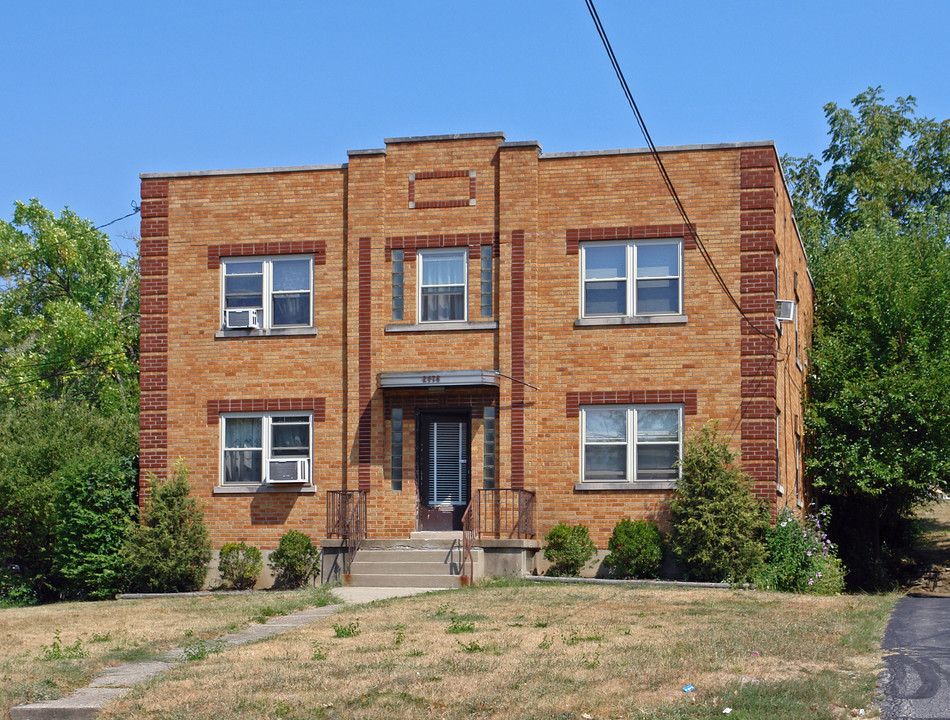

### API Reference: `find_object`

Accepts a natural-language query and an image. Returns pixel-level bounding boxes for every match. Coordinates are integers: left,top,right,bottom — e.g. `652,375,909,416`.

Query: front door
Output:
417,411,470,531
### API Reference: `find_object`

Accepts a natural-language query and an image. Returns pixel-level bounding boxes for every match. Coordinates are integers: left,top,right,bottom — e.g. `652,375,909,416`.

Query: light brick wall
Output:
143,135,811,551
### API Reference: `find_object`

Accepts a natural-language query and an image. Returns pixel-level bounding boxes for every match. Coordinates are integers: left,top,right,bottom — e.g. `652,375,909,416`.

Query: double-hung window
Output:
581,405,682,484
418,248,467,322
581,239,682,318
222,255,312,330
221,413,312,485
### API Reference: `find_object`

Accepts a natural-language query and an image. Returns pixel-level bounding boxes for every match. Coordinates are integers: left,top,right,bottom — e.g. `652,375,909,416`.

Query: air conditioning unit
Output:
775,300,797,323
225,308,259,329
268,459,308,483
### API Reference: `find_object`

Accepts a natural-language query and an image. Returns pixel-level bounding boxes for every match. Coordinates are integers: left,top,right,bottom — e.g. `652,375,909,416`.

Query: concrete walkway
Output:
10,586,443,720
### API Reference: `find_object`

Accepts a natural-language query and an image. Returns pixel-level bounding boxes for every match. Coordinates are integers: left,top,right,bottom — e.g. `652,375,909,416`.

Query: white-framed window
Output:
221,413,312,485
581,404,682,483
417,248,467,322
580,239,683,317
222,255,313,329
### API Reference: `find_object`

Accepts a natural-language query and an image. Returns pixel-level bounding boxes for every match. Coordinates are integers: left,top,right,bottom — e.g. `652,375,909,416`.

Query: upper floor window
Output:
222,255,312,330
581,404,682,484
221,413,312,485
581,239,682,318
418,248,467,322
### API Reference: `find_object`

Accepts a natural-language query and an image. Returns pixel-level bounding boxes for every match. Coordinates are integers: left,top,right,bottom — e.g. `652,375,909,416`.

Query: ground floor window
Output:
221,413,312,485
581,404,682,483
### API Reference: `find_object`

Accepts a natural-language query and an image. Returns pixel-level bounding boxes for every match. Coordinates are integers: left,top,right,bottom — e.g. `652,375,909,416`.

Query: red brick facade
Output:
140,133,812,550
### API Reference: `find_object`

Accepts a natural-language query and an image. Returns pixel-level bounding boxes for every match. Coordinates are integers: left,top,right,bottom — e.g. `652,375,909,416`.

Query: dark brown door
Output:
417,411,470,531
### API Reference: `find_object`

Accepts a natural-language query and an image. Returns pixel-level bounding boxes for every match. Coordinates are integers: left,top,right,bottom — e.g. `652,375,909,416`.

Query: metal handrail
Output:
475,488,536,539
460,494,478,584
326,490,367,574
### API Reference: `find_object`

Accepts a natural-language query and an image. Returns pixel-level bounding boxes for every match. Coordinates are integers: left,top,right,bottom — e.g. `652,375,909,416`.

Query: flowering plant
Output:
757,506,845,594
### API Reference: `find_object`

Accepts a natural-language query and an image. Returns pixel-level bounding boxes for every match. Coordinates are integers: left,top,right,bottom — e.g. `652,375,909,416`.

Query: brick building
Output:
138,132,812,582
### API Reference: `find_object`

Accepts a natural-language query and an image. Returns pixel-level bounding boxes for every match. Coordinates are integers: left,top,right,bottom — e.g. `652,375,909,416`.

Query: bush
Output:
602,519,663,579
51,455,138,599
543,522,596,577
218,542,263,590
269,530,320,588
757,507,846,595
123,464,211,593
669,425,770,583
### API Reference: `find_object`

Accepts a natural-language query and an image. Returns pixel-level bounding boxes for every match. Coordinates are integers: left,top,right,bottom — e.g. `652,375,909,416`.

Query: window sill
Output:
213,484,317,495
574,481,677,491
385,320,498,333
215,327,319,339
574,315,687,327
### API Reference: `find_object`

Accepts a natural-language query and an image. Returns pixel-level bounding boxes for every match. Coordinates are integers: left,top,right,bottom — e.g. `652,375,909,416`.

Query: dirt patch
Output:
900,498,950,596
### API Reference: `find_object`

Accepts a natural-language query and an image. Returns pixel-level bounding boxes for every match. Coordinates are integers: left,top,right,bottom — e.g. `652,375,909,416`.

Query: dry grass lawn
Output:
101,582,895,720
0,587,336,719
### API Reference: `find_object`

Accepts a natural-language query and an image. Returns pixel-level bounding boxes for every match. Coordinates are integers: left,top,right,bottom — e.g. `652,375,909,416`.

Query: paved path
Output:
879,596,950,720
11,586,443,720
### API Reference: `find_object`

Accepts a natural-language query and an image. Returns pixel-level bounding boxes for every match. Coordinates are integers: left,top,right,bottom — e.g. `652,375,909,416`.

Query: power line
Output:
584,0,775,342
95,201,140,231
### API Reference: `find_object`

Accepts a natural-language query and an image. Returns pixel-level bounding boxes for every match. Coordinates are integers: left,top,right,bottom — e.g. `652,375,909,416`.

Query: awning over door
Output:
377,369,499,389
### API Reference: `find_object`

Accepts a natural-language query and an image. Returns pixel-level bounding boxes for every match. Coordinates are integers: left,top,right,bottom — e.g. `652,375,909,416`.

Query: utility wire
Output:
584,0,774,341
95,201,140,231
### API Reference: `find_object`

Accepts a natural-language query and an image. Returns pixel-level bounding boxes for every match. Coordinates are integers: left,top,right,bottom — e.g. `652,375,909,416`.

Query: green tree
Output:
785,88,950,587
0,199,139,412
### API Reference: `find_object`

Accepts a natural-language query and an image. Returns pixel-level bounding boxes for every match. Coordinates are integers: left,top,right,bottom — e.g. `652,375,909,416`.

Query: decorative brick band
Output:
566,223,697,254
408,169,476,209
139,178,170,501
566,390,698,418
206,397,327,424
510,230,526,489
358,237,373,492
385,232,498,261
207,240,327,269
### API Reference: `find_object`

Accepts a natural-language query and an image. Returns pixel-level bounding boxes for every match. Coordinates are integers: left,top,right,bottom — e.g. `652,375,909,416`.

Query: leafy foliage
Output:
669,425,769,583
123,465,211,593
602,518,663,579
0,199,138,412
542,522,596,577
757,507,846,595
217,542,263,590
785,88,950,587
268,530,320,589
0,398,137,604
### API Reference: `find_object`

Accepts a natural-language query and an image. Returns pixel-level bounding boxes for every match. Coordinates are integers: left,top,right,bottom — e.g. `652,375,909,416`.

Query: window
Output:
221,413,312,485
390,408,403,491
418,248,467,322
391,250,405,320
483,406,496,489
480,245,493,318
580,239,682,317
581,405,682,483
222,255,312,329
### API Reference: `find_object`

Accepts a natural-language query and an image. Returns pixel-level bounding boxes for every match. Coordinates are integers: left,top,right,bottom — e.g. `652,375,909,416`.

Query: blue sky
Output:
3,1,948,256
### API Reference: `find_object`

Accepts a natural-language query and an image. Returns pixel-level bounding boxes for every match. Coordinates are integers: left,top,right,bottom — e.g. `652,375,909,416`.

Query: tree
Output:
0,199,139,412
785,88,950,587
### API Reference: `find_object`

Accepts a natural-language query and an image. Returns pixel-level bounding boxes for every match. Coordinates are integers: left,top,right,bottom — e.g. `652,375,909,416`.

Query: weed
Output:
446,610,475,634
393,623,406,646
407,649,425,657
90,631,111,643
457,639,485,653
182,638,224,661
252,606,287,624
311,642,328,660
562,629,602,646
534,619,550,628
583,651,601,669
435,602,451,616
538,633,553,650
333,618,361,638
41,630,87,660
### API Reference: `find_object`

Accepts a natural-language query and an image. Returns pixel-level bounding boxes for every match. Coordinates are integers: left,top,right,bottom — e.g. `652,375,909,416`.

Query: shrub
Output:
757,507,846,595
269,530,320,588
543,522,596,577
669,425,769,583
218,541,263,590
50,455,138,599
602,519,663,579
123,464,211,593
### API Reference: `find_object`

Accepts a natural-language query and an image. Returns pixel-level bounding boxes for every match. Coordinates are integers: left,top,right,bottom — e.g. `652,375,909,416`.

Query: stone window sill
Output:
574,315,687,328
575,481,677,491
213,484,317,495
385,320,498,333
215,327,319,339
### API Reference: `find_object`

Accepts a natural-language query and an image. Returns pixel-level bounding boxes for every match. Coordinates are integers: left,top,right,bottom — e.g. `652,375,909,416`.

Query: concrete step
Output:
350,560,468,575
358,539,465,551
353,549,463,563
345,573,463,588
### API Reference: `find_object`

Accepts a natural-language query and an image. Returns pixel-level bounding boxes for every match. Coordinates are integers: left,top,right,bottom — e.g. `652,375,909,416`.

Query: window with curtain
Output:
221,413,312,484
418,248,467,322
223,255,312,330
581,405,682,483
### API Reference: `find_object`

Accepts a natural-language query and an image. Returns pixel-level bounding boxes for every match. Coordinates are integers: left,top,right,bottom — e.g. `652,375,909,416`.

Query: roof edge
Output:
139,164,345,180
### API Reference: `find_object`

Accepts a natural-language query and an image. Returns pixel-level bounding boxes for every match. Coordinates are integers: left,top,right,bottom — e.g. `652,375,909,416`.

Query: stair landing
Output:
344,534,483,588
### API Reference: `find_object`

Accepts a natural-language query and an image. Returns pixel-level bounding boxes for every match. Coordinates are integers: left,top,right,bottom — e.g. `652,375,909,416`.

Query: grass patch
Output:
100,584,895,720
0,585,338,718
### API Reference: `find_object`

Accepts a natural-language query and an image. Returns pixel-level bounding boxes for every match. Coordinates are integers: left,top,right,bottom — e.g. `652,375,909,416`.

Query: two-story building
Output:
138,131,812,584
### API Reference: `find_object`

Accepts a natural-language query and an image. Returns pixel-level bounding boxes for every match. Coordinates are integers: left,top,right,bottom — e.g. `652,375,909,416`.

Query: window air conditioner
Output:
775,300,797,323
225,308,259,329
268,459,308,483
